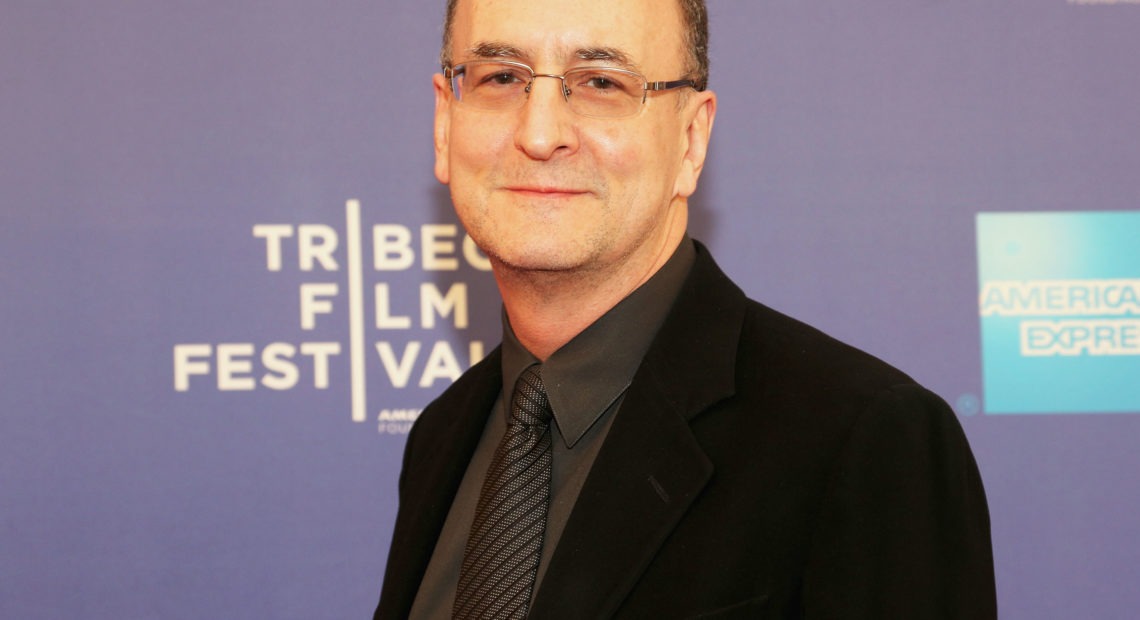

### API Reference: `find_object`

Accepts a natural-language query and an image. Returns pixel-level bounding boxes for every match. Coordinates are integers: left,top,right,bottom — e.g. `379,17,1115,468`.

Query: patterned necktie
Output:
453,364,554,620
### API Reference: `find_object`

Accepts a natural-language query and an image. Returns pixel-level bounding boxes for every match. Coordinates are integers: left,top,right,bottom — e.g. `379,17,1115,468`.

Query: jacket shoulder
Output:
739,298,917,397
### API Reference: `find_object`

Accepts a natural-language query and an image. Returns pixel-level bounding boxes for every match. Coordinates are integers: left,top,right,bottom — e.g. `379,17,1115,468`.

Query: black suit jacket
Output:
376,244,996,619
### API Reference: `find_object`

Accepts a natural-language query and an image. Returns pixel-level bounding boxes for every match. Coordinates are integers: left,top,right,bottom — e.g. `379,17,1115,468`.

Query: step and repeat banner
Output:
3,2,1137,618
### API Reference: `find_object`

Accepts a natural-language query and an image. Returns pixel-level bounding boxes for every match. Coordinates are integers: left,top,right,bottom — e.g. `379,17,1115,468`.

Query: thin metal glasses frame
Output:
444,59,697,118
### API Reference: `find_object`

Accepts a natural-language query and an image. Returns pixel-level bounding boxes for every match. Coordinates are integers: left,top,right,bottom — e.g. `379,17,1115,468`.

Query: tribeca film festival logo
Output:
976,211,1140,414
172,200,491,433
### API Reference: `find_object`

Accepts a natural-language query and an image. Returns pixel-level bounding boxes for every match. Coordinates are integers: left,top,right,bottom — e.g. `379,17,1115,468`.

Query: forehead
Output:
451,0,684,70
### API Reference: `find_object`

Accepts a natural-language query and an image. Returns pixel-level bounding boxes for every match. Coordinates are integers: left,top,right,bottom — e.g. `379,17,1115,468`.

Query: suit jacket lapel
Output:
377,348,503,619
530,244,749,619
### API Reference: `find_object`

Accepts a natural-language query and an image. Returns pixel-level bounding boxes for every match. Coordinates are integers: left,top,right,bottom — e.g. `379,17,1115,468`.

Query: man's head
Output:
432,0,716,286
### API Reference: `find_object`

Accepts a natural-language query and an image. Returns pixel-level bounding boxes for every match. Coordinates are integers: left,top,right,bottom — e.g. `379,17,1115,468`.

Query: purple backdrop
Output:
3,1,1138,618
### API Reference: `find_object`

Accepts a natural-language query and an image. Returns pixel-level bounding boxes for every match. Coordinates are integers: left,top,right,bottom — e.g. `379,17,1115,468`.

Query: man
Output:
376,0,997,618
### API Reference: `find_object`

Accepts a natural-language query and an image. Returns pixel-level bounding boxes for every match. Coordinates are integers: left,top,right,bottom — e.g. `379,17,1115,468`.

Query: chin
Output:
493,240,594,274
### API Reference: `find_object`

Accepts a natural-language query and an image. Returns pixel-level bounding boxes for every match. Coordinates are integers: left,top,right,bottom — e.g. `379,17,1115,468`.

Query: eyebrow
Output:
574,46,634,68
469,42,526,60
466,42,638,71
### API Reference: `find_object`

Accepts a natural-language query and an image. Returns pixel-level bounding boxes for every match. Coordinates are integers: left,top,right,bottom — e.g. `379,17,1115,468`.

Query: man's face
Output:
433,0,715,281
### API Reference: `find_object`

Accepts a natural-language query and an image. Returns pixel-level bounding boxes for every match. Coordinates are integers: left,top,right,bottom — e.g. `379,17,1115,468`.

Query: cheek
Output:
590,126,645,186
450,113,508,168
592,123,680,201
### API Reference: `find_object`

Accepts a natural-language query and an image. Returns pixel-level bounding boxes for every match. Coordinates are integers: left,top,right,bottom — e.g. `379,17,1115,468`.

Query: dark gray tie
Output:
452,364,554,620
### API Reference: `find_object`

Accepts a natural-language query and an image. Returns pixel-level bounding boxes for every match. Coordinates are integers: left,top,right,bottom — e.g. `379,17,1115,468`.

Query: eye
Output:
469,64,530,89
585,75,619,90
483,70,524,86
570,70,636,96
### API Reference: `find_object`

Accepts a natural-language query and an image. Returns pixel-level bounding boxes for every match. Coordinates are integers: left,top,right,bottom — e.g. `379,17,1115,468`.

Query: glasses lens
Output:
454,62,531,110
564,67,643,118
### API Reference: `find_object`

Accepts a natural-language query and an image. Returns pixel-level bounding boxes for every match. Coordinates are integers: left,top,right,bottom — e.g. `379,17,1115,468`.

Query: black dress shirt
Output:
407,239,696,619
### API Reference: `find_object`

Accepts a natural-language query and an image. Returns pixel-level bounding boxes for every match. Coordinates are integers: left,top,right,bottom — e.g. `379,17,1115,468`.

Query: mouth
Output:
504,186,590,199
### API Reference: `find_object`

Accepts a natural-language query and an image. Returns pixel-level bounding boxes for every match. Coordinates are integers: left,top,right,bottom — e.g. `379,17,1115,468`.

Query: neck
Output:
496,218,687,361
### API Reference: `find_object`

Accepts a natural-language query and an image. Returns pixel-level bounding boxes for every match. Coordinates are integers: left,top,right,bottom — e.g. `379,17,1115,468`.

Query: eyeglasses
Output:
444,60,698,119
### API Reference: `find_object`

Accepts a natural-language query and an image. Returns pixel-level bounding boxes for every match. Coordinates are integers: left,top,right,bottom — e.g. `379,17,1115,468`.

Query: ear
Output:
673,89,717,199
433,72,452,184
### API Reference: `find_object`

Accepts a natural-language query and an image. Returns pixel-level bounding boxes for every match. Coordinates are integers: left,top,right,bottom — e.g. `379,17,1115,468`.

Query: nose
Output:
514,75,579,161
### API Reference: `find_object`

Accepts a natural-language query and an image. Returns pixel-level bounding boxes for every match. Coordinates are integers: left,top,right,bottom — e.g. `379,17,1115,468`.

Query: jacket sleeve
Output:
801,384,997,619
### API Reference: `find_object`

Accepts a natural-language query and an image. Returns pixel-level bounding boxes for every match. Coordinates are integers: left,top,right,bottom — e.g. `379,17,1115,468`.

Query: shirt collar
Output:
501,238,696,448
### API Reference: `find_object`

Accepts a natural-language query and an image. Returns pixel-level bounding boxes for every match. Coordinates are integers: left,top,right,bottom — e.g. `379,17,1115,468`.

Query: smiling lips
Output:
505,186,590,199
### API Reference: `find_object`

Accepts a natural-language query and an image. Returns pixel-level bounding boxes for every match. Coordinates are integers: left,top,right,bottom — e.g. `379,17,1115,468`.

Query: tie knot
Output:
511,364,553,427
